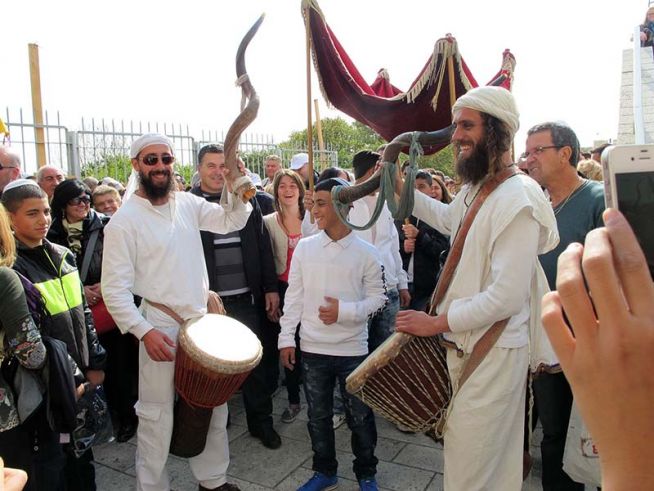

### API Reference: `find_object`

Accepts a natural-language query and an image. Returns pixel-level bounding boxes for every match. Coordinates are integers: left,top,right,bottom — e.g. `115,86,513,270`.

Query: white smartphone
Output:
601,144,654,278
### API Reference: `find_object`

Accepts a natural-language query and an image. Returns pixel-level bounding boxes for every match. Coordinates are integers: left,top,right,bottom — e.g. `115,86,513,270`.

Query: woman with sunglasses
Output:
48,180,139,444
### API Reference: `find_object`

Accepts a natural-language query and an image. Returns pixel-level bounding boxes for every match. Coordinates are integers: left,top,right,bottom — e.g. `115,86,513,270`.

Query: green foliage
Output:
81,154,196,185
280,117,384,167
280,116,455,176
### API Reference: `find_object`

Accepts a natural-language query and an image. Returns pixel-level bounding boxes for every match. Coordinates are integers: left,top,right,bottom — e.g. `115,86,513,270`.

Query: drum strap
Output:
146,291,226,325
429,165,518,388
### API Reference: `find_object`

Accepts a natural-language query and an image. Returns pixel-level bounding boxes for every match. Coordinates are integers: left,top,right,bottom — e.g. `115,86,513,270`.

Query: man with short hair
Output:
102,134,249,491
349,150,410,351
0,146,22,195
262,155,282,187
92,185,122,216
36,165,65,200
191,144,282,450
524,121,604,491
396,86,558,490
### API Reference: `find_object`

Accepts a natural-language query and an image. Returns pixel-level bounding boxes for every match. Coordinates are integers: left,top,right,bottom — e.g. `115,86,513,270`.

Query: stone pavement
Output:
94,390,544,490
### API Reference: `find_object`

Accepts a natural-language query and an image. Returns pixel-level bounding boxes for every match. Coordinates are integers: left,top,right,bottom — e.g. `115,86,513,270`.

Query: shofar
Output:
334,125,454,205
223,13,265,203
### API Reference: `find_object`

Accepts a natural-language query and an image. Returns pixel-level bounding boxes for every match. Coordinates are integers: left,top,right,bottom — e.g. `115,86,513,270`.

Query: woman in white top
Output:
263,169,305,424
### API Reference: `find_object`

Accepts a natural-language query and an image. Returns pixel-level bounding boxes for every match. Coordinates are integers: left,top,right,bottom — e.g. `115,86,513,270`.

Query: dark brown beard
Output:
455,143,490,185
139,169,174,199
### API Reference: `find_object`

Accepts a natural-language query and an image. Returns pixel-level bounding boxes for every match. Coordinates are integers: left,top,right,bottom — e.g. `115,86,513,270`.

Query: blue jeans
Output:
368,287,400,352
301,352,378,480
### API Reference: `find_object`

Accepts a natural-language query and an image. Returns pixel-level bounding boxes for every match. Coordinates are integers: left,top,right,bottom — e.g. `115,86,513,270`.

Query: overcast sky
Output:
1,0,645,162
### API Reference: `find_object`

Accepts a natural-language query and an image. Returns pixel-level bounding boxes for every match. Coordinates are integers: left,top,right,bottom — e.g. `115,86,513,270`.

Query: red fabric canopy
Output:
303,0,516,151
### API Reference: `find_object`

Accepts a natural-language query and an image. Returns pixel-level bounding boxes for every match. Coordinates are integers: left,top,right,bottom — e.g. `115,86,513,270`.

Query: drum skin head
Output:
180,314,263,373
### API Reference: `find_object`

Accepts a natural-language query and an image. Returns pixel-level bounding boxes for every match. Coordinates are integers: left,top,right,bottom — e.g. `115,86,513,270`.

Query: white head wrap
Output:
3,178,40,193
129,133,174,159
452,86,520,137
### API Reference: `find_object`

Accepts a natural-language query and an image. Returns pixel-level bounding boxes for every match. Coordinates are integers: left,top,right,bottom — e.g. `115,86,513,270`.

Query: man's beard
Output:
454,141,490,186
139,168,174,199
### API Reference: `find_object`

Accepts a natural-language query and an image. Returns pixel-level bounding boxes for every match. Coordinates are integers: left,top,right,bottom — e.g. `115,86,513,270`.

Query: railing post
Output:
67,130,81,177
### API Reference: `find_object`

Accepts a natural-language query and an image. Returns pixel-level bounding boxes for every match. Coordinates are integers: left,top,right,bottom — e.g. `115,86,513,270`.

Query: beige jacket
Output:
263,212,288,276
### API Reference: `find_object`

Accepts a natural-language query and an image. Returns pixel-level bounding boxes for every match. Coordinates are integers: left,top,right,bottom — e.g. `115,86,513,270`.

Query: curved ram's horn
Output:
335,125,455,204
223,13,265,202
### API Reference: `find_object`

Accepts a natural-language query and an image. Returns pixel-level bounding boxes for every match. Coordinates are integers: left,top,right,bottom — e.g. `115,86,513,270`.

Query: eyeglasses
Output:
0,163,17,171
68,196,91,206
521,145,561,160
141,153,175,166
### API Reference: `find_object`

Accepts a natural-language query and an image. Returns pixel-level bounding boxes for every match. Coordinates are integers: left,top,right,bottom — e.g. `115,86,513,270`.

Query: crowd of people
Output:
0,84,651,491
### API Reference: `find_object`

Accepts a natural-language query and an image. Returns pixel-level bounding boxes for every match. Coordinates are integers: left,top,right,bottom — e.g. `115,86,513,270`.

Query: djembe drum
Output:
170,313,262,457
346,332,451,440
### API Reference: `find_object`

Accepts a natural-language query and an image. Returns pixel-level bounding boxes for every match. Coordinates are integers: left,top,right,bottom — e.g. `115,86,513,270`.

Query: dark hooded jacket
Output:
47,209,109,285
13,239,106,372
190,186,278,302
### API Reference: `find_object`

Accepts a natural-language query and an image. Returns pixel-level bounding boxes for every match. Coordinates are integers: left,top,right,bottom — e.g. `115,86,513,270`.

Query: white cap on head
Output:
290,153,309,170
129,133,174,159
3,178,40,193
452,86,520,137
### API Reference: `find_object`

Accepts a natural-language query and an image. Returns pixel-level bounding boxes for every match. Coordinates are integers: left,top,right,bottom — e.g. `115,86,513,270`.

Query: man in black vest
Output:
191,144,282,449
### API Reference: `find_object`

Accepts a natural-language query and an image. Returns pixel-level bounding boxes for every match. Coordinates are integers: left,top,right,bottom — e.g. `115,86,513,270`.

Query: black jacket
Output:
13,239,106,372
190,186,278,303
47,209,109,286
396,216,450,300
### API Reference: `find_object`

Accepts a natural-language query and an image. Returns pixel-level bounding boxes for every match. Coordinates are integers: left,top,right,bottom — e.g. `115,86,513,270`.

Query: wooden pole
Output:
305,11,314,192
314,98,325,171
28,43,47,168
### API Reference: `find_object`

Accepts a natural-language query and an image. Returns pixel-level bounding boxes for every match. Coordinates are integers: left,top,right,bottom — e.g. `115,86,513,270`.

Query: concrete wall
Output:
618,47,654,144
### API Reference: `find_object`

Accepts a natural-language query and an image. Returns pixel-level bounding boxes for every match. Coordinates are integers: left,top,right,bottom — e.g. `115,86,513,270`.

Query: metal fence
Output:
3,108,338,184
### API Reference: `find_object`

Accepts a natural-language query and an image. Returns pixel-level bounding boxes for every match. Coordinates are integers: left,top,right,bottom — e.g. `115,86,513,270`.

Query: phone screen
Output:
615,171,654,278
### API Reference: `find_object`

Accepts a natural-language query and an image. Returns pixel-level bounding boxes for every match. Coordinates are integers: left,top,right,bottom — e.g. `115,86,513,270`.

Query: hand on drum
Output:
142,328,176,362
318,297,339,325
280,347,296,370
396,310,449,337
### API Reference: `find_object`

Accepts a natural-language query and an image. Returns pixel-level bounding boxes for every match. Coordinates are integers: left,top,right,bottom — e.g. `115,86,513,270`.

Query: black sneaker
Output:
116,422,138,443
250,425,282,449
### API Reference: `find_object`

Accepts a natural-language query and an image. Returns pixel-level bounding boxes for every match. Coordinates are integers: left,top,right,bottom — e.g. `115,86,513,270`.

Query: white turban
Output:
129,133,174,159
452,86,520,137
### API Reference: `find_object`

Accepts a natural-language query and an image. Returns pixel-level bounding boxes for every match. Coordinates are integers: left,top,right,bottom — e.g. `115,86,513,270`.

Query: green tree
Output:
280,117,454,176
280,117,384,167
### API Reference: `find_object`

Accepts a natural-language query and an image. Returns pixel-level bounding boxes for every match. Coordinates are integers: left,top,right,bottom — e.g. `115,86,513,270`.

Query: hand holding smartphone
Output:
601,144,654,279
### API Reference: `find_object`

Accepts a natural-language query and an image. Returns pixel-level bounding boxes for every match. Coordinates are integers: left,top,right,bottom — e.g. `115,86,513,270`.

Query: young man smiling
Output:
279,178,386,491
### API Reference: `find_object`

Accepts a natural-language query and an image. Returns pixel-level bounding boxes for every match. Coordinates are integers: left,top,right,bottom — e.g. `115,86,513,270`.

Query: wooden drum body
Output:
346,332,451,439
174,313,262,408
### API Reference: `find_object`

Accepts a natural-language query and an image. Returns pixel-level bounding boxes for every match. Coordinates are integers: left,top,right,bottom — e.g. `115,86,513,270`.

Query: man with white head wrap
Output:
395,86,559,490
102,133,250,491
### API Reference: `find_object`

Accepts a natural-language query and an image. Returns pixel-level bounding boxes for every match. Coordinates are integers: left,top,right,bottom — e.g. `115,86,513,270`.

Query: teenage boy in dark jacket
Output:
1,180,106,491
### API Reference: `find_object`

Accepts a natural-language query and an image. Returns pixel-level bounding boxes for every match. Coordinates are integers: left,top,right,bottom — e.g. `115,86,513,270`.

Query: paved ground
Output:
94,390,545,490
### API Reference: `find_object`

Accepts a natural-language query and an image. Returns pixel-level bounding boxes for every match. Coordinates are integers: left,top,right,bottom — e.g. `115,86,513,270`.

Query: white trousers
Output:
135,309,230,491
443,345,528,491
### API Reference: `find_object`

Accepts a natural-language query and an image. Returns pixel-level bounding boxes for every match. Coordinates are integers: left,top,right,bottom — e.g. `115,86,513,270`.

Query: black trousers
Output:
98,329,138,428
0,406,65,491
222,294,279,432
533,371,584,491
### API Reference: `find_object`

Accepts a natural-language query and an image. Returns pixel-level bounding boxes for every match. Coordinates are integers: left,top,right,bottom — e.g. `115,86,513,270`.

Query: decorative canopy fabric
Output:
303,0,516,151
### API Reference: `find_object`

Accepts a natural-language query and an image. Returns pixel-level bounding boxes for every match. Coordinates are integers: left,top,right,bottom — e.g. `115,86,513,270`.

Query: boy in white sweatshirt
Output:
278,178,387,491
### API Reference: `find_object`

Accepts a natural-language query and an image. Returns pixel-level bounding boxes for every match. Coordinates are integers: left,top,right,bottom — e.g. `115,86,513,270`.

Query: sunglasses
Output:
141,153,175,166
68,196,91,206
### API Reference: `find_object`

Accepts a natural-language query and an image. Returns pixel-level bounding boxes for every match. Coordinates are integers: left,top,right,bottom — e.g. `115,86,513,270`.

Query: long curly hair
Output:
481,113,513,179
272,169,305,219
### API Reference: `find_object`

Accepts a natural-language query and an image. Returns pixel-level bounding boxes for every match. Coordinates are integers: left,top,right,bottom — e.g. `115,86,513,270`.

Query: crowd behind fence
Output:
3,107,338,184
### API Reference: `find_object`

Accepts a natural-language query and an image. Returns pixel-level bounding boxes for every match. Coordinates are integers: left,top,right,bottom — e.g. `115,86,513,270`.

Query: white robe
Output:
412,173,558,490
